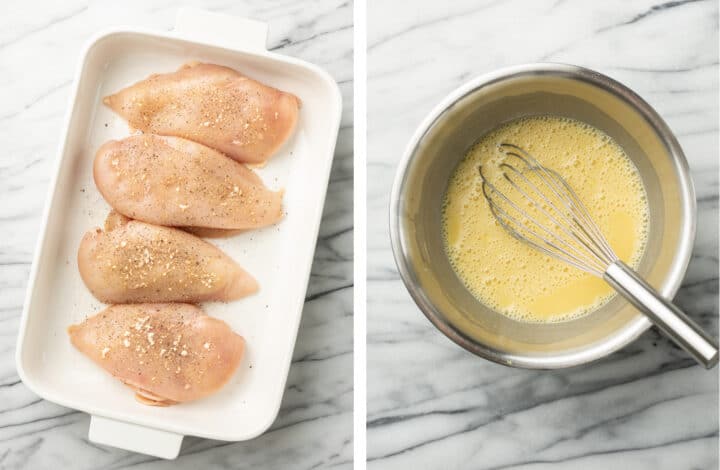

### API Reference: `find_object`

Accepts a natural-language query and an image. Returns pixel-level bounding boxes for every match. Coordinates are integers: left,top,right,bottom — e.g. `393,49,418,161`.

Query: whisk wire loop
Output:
479,143,619,276
502,144,617,263
480,173,604,275
498,163,610,270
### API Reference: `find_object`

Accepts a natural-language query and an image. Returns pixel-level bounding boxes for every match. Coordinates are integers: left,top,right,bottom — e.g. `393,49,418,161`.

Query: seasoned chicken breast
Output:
68,303,245,406
78,212,258,303
103,62,300,165
94,134,284,230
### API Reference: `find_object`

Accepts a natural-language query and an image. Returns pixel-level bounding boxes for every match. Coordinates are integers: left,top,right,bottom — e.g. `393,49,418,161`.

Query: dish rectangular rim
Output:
15,25,342,441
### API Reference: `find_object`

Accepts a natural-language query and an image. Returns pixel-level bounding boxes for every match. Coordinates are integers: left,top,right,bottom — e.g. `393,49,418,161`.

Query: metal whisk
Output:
480,143,718,368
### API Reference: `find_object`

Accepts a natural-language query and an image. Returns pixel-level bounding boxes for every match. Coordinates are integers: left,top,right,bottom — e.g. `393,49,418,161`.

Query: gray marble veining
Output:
367,0,718,468
0,0,352,468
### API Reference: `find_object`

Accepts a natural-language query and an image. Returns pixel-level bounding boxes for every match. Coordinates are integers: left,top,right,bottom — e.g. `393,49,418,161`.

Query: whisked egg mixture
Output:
442,115,649,323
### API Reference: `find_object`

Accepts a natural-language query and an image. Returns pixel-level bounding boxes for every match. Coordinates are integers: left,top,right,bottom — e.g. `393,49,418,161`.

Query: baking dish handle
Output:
89,415,184,459
174,7,268,52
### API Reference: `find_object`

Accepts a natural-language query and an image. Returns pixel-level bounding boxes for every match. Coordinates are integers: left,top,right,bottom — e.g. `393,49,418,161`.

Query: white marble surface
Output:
0,0,352,468
368,0,718,469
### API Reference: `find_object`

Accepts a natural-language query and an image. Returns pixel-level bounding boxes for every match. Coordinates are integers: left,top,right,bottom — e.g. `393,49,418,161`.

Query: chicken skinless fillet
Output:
94,134,284,230
103,62,300,165
68,303,245,406
78,212,258,304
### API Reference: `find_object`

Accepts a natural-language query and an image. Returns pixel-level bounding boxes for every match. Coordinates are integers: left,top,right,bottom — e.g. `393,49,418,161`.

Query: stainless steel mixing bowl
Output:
389,63,696,368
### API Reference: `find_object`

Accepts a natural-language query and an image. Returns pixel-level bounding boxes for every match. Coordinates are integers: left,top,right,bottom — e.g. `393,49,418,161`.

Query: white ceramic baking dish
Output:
15,8,342,459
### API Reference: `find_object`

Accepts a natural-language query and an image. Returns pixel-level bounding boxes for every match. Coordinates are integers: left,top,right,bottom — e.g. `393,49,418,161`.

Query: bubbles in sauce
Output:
441,115,649,323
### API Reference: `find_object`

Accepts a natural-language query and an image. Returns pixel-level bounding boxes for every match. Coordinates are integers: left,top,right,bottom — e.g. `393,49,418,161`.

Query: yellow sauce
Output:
442,116,649,322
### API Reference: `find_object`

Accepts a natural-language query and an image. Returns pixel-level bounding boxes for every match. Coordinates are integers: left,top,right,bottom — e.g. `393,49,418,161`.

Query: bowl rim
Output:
389,62,697,369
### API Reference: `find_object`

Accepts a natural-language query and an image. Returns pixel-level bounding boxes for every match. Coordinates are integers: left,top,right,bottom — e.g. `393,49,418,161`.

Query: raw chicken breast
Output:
103,62,300,164
183,227,246,238
78,212,258,303
68,303,245,406
94,134,284,230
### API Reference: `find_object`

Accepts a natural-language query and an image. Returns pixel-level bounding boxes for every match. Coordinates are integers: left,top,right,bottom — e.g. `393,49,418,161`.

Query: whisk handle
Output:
604,261,718,368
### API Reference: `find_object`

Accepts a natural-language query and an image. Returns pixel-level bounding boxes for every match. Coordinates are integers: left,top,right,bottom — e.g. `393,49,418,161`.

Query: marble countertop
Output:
367,1,718,469
0,1,352,468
